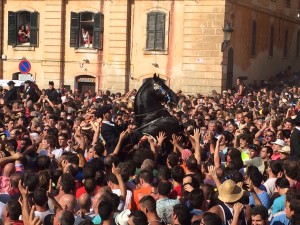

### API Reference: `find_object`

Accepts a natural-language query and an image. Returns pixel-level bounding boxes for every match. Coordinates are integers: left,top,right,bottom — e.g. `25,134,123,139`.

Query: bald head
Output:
78,193,91,211
59,194,77,213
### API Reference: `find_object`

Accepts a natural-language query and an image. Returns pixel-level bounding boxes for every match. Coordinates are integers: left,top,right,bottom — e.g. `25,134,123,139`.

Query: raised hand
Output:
190,128,200,141
28,206,42,225
112,163,120,176
233,202,244,216
156,132,166,146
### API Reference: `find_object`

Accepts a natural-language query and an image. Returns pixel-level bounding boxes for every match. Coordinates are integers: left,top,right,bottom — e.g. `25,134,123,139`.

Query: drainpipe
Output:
60,0,66,87
124,0,132,93
0,1,4,79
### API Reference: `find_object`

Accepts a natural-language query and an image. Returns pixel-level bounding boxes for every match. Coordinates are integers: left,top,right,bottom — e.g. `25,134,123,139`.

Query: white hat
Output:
115,209,130,225
271,139,285,147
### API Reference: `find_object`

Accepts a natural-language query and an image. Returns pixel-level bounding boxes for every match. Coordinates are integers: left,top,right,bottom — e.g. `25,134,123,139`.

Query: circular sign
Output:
19,60,31,74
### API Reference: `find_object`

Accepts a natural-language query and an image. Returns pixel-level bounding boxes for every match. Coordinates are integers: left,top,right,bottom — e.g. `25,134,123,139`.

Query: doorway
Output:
226,47,234,89
76,75,96,93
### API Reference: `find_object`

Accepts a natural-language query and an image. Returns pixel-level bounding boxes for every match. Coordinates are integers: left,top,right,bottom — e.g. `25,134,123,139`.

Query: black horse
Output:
134,74,181,140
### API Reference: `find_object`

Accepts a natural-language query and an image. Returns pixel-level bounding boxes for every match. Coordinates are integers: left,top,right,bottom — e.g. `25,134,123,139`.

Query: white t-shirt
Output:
34,210,53,221
263,178,277,197
112,189,132,211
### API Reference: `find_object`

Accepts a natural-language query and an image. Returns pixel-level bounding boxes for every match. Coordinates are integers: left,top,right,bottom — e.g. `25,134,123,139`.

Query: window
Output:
269,26,274,57
296,31,300,57
284,29,288,57
70,12,103,49
8,11,38,47
146,11,166,51
251,20,256,56
286,0,291,8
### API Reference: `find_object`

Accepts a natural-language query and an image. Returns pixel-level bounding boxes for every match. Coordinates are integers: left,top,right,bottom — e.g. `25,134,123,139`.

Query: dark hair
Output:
84,178,96,194
171,165,185,183
106,173,119,185
6,199,22,220
119,161,136,182
59,210,75,225
249,170,263,188
173,204,191,225
33,188,48,207
189,188,204,209
24,173,39,192
284,160,298,180
168,152,180,168
186,156,198,171
98,201,113,220
275,177,290,189
139,170,153,184
262,145,273,157
60,173,76,194
202,212,222,225
157,166,171,181
129,210,148,225
158,181,172,196
93,143,105,157
250,205,268,221
139,195,156,212
269,160,283,176
83,164,96,179
36,155,51,170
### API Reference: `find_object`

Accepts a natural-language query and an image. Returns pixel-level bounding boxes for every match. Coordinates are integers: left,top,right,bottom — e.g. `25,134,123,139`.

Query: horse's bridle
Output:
153,83,171,103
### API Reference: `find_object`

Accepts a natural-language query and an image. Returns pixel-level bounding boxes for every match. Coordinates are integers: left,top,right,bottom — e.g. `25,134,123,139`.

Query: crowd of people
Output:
0,70,300,225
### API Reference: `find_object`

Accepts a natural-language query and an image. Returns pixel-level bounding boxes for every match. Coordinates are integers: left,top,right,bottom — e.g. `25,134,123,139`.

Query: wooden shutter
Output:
30,12,38,46
8,11,17,46
155,13,165,50
70,12,79,48
146,13,156,50
93,13,103,49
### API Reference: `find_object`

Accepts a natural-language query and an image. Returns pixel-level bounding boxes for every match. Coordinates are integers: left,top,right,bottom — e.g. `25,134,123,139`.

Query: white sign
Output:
19,74,32,81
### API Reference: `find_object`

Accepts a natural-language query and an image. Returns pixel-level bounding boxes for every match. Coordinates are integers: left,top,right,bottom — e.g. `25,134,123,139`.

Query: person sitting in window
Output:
18,25,28,43
25,24,30,41
82,28,90,47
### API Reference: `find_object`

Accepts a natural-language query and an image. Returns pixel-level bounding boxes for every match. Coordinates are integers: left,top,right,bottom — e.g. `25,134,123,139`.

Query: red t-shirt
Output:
170,185,182,199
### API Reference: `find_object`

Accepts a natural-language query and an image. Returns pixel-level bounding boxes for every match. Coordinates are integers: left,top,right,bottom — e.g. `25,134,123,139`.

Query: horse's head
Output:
152,74,178,104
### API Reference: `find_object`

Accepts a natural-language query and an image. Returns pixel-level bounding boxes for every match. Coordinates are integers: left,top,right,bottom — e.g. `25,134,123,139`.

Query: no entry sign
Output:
19,60,31,74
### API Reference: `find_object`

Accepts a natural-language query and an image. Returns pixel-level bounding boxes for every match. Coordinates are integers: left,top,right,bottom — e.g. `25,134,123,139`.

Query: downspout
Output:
0,1,4,79
60,0,66,86
125,0,132,93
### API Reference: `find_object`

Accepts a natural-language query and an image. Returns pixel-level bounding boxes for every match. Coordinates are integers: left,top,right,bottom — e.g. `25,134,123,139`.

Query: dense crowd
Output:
0,69,299,225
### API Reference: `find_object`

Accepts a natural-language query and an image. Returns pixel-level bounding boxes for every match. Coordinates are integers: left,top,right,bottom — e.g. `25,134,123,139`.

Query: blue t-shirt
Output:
249,191,270,209
271,212,289,225
272,195,286,215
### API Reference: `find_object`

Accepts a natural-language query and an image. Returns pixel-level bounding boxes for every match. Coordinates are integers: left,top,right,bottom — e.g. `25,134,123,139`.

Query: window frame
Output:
70,11,104,50
8,10,39,48
144,9,169,55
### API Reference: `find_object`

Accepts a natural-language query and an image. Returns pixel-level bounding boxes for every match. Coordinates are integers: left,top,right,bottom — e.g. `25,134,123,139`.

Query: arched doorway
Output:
226,47,234,89
75,75,96,93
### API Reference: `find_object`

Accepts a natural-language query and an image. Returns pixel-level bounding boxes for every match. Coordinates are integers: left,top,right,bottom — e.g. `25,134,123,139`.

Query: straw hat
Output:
218,179,243,203
278,146,290,154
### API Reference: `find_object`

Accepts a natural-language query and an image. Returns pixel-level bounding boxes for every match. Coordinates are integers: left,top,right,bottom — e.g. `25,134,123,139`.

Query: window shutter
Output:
155,13,165,50
70,12,79,48
146,13,156,50
8,11,17,46
30,12,38,47
93,13,103,49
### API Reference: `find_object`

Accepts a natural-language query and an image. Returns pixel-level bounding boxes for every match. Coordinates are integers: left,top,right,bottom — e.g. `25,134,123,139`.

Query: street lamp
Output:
221,23,234,52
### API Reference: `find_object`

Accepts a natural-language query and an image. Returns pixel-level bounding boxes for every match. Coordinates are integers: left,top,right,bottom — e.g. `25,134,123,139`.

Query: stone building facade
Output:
0,0,299,94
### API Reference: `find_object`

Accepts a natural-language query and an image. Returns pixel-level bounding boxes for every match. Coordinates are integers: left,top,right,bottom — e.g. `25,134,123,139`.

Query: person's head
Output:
157,181,172,197
172,204,191,225
285,190,300,221
260,145,272,159
78,193,92,212
53,210,75,225
33,188,48,207
139,195,156,214
284,159,298,180
58,133,68,148
189,188,204,210
98,200,114,221
275,177,290,195
84,178,96,195
250,205,268,225
36,155,51,170
249,169,263,188
24,173,39,192
201,212,222,225
58,194,77,213
186,156,198,172
171,165,185,184
268,160,283,176
139,170,153,186
128,210,148,225
58,173,76,194
248,144,260,158
42,135,57,149
5,199,22,221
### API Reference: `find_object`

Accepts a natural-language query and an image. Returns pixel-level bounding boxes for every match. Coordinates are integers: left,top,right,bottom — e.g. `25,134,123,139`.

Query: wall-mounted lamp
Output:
82,58,89,63
297,11,300,18
221,23,234,52
152,62,159,68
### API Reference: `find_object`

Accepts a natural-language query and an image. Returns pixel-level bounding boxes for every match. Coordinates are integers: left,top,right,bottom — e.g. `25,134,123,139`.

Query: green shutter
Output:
70,12,79,48
8,11,17,46
30,12,38,46
155,13,165,50
93,13,103,49
146,13,156,50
